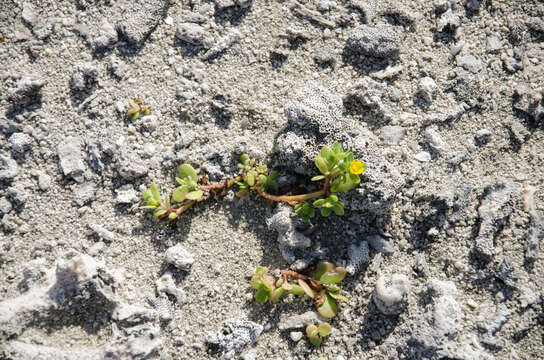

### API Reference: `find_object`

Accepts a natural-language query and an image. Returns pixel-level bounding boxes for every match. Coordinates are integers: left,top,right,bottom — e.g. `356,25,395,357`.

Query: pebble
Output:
57,137,86,183
486,36,501,53
7,184,28,207
0,155,19,181
418,77,438,102
475,129,492,145
415,151,431,162
456,54,483,73
115,184,138,204
87,222,116,242
346,24,405,58
165,244,195,271
0,197,13,214
373,273,410,315
9,133,33,156
380,126,406,145
367,235,395,255
290,331,303,342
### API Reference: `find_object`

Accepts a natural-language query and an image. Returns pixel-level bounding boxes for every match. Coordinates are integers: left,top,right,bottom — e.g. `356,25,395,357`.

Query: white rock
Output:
373,274,410,315
165,244,194,270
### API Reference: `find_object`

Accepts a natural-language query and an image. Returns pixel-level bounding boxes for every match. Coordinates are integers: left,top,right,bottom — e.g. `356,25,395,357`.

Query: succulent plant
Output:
306,322,332,346
140,142,367,223
127,98,151,120
250,262,348,319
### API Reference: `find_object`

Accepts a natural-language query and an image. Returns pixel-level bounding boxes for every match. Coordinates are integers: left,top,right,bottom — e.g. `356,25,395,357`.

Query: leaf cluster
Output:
250,262,348,319
127,98,151,120
236,154,278,196
306,322,332,346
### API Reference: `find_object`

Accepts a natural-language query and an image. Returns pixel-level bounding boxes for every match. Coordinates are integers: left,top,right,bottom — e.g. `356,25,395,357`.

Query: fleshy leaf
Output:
168,212,178,220
317,293,338,318
270,288,286,302
318,323,332,336
246,171,255,187
289,284,305,296
321,207,332,217
142,189,153,203
311,175,326,181
139,205,157,209
150,183,161,203
172,187,187,202
332,202,344,216
255,288,270,304
240,154,250,165
298,279,316,298
306,325,321,345
309,262,334,281
186,190,203,200
313,199,326,207
314,156,329,175
153,209,167,217
319,267,347,284
178,164,198,181
328,291,348,302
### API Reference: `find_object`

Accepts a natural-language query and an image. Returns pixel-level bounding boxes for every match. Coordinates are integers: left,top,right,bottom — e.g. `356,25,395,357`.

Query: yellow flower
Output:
349,160,365,175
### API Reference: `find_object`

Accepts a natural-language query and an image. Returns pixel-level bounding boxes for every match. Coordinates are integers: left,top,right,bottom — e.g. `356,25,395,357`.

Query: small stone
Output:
108,56,128,79
346,241,370,275
206,317,263,359
290,331,303,342
373,274,410,315
57,137,86,182
380,126,406,145
21,2,37,26
7,184,28,207
424,128,448,153
115,184,138,204
9,132,33,155
116,150,148,180
165,244,194,271
113,303,157,326
486,36,501,53
72,182,96,206
456,54,483,73
415,151,432,162
7,75,46,106
418,77,438,102
437,9,461,32
175,23,213,47
475,129,492,145
92,21,117,50
0,156,19,181
156,272,186,304
346,24,405,58
367,235,395,255
0,197,13,214
71,63,98,92
87,222,116,242
242,349,258,360
279,311,321,330
214,0,235,11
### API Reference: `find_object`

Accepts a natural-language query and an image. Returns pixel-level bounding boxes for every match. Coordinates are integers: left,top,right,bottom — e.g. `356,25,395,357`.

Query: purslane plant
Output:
250,262,348,318
306,322,332,346
127,98,151,120
140,142,367,222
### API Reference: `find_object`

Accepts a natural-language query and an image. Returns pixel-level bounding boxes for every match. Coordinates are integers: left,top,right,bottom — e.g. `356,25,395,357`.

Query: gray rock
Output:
7,184,27,207
415,151,432,162
201,29,241,60
496,257,519,287
9,132,33,155
507,120,530,145
113,303,157,327
116,150,148,180
116,0,169,45
373,274,410,315
175,23,213,47
456,55,483,73
236,0,253,8
278,311,321,330
346,24,404,58
479,303,511,335
466,0,481,10
475,129,492,145
290,331,304,342
502,54,523,73
72,182,96,206
71,63,98,92
37,172,52,191
91,21,117,50
87,222,116,242
115,184,138,204
367,235,395,255
214,0,236,10
21,258,47,290
21,2,37,26
0,197,13,214
437,9,461,32
57,137,86,182
413,253,429,277
474,181,519,262
206,317,263,359
513,84,543,121
526,210,543,262
242,349,257,360
7,75,46,105
156,272,186,304
165,244,194,270
486,36,501,53
0,156,19,181
418,77,438,102
422,279,461,336
424,128,448,153
380,126,406,145
346,241,370,275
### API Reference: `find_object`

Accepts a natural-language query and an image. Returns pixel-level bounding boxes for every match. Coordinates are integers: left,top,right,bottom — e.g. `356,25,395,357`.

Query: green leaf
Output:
289,284,305,296
172,187,187,202
333,141,343,154
255,288,270,304
150,183,161,203
186,190,203,200
240,154,250,165
313,199,326,208
298,279,316,298
168,212,178,220
318,323,332,336
306,325,322,346
178,164,198,181
309,262,334,281
314,156,329,175
321,207,332,217
255,266,267,276
139,205,157,209
320,146,335,164
270,288,286,302
328,291,348,302
246,171,255,187
142,189,153,203
332,202,344,216
311,175,326,181
319,267,347,284
153,209,167,217
317,293,338,318
164,195,170,207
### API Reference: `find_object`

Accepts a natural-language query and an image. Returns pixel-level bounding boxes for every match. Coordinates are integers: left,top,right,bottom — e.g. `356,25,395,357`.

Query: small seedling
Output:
127,98,150,120
306,322,332,346
250,261,348,318
140,142,366,223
